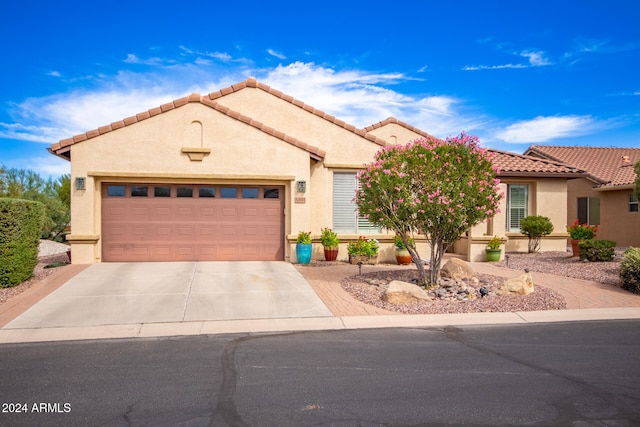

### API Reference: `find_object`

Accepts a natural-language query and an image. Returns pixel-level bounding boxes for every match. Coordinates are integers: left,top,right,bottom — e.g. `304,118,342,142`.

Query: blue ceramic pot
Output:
296,243,312,264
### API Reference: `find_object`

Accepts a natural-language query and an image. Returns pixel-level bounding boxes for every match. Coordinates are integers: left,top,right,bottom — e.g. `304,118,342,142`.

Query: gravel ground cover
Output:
342,269,567,315
496,250,624,287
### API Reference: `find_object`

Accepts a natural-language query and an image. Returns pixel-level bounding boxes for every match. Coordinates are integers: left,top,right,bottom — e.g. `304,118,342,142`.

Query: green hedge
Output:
0,198,46,288
620,248,640,295
578,239,616,262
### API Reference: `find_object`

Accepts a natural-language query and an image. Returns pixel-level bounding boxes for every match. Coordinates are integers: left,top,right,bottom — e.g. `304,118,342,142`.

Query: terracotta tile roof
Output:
363,117,442,141
489,149,584,177
525,145,640,187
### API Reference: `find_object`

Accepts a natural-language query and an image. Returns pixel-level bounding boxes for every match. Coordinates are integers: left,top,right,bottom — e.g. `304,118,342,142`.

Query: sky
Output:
1,0,639,178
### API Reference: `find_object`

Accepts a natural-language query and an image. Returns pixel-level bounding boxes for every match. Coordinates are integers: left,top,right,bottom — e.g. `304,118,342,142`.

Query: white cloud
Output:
520,50,551,66
494,115,596,143
465,49,551,71
267,49,287,60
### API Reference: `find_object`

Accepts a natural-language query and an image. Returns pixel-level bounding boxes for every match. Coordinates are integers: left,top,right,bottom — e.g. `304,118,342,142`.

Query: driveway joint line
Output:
181,262,198,322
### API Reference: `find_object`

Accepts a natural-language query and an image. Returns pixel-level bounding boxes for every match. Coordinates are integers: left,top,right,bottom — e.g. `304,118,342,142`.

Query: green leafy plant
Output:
487,235,502,250
347,236,379,256
296,231,312,244
567,219,598,240
0,198,46,287
320,228,339,248
520,215,554,253
355,133,502,284
620,247,640,294
394,235,414,250
578,240,616,262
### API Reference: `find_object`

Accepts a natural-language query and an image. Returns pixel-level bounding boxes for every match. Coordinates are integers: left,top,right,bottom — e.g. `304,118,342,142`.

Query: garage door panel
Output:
102,184,283,262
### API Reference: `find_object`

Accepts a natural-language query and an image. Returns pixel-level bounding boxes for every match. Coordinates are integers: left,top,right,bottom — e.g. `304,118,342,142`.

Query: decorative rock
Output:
382,280,432,304
440,258,476,281
498,271,535,295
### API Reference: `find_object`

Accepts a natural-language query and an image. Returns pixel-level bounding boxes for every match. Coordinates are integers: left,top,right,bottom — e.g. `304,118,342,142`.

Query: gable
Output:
65,102,313,179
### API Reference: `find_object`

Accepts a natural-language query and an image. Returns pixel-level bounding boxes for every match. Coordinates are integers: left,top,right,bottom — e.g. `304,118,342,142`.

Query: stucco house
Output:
525,146,640,247
48,77,581,264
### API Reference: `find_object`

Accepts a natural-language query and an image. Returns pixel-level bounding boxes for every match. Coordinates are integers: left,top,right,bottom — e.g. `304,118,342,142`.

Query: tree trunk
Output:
428,239,444,285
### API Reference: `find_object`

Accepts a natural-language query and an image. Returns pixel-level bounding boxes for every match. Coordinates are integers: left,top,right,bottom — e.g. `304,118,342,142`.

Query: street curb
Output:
1,307,639,344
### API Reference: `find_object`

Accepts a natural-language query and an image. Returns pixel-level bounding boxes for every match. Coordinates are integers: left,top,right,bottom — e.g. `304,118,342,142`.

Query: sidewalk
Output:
1,259,639,344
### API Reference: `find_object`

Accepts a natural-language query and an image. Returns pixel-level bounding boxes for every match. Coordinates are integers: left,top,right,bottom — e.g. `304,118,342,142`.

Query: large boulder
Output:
440,258,475,281
382,280,432,304
498,271,534,295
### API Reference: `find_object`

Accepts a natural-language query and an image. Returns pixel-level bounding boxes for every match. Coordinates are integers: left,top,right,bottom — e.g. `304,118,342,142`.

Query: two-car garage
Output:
101,183,284,262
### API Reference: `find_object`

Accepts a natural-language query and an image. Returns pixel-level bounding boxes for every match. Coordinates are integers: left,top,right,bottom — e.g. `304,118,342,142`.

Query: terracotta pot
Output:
571,239,581,257
323,247,338,261
395,248,412,265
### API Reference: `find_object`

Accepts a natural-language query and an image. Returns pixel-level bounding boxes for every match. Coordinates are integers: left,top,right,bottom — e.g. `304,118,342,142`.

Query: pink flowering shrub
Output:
355,133,502,285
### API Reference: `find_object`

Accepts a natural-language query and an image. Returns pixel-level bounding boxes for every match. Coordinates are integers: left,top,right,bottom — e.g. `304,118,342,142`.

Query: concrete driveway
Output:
4,262,332,329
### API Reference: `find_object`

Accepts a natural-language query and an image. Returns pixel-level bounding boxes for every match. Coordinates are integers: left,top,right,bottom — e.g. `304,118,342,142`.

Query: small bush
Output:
0,198,45,287
520,215,554,253
620,248,640,294
578,239,616,262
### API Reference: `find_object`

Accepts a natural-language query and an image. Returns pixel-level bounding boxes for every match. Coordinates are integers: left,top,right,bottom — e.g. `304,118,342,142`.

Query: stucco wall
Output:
365,122,428,146
598,189,640,246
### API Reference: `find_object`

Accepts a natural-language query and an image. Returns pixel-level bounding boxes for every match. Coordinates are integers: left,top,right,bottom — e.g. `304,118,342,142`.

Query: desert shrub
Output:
0,198,45,287
620,248,640,294
578,239,616,262
520,215,554,253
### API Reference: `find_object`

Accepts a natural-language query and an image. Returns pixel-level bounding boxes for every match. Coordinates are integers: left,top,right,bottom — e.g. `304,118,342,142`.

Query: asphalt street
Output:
1,320,639,426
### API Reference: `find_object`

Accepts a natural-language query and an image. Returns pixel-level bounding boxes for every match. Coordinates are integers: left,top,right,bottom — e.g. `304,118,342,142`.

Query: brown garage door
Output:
101,184,284,262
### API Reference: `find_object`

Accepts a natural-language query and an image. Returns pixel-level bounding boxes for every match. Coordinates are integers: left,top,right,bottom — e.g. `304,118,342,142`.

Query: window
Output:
332,172,380,233
506,184,528,232
154,186,171,197
242,188,259,198
177,187,193,198
220,187,237,198
577,197,600,224
131,186,148,197
630,194,639,213
264,188,280,199
199,187,215,198
107,185,125,197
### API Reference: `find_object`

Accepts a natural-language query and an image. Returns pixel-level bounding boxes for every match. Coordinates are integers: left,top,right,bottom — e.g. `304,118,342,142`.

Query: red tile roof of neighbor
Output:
525,145,640,188
489,149,584,178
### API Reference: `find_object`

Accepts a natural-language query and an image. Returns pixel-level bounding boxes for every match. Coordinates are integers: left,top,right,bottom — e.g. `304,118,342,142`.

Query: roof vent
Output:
622,155,631,163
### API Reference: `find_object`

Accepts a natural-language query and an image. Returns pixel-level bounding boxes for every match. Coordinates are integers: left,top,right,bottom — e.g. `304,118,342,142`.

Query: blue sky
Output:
1,1,639,178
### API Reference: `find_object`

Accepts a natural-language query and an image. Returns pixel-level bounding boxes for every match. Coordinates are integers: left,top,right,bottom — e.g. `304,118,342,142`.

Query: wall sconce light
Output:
75,177,86,190
296,181,306,193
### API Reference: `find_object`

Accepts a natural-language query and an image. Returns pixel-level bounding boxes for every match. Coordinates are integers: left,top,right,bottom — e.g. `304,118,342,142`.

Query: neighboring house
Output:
49,77,580,264
525,146,640,247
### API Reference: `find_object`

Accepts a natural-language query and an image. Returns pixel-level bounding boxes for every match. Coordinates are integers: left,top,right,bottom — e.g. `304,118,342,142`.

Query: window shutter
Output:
333,173,357,233
508,185,528,231
333,172,381,233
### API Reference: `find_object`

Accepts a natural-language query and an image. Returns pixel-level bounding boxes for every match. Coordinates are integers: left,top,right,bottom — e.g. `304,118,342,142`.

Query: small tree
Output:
356,133,502,285
519,215,554,253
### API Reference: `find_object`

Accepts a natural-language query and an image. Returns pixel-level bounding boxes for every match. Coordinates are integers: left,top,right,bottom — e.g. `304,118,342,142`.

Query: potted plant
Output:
347,236,379,264
485,235,502,262
296,231,312,264
394,235,413,265
320,228,340,261
567,220,598,257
